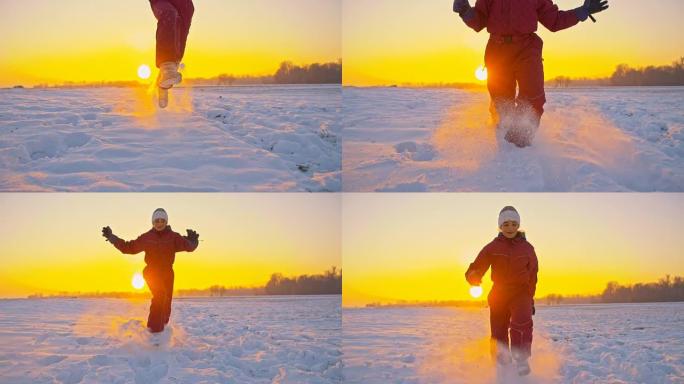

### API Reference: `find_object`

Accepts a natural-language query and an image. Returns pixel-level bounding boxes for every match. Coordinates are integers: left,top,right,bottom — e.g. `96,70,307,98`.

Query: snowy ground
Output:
0,296,341,383
343,302,684,384
0,85,341,192
342,86,684,192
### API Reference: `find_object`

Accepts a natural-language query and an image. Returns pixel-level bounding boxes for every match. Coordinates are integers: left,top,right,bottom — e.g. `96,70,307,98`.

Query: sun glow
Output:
469,286,483,298
475,65,488,81
137,64,152,80
132,273,145,290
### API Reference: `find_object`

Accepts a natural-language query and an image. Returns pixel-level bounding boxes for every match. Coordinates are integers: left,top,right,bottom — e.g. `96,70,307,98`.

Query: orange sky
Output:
343,0,684,86
0,194,340,298
342,194,683,307
0,0,340,87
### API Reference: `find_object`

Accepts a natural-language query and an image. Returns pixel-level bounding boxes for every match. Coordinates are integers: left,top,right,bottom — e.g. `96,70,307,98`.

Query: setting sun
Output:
137,64,152,80
132,273,145,290
475,65,487,81
469,286,483,298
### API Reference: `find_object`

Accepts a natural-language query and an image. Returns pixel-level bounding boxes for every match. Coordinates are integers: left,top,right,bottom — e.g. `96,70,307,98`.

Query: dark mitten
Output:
185,229,199,243
102,226,115,242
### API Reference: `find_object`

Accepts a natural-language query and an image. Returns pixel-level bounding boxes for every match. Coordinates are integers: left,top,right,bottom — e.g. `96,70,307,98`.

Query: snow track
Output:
0,296,342,383
342,86,684,192
0,85,341,192
343,303,684,384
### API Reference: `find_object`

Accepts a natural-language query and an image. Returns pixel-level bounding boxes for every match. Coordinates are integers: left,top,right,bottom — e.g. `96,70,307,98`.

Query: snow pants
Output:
143,266,175,333
484,33,546,127
488,285,534,361
150,0,194,68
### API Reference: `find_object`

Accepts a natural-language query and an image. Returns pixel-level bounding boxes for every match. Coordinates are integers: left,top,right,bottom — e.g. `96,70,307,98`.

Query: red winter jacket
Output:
112,226,198,268
462,0,580,34
466,232,538,297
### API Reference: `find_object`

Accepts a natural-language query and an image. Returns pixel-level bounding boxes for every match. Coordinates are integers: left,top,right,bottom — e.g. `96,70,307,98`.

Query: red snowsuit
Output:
111,226,198,332
149,0,195,68
466,232,538,361
460,0,581,122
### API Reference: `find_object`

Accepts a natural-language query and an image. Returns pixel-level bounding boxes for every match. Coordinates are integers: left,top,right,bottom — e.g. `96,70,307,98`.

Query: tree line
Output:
27,267,342,299
265,267,342,295
186,60,342,86
273,61,342,84
601,275,684,303
610,58,684,86
20,60,342,89
543,275,684,305
547,57,684,87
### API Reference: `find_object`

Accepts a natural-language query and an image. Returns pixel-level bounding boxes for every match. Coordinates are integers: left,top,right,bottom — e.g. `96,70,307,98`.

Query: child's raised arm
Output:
539,0,609,32
453,0,488,32
537,0,582,32
102,227,145,255
175,229,199,252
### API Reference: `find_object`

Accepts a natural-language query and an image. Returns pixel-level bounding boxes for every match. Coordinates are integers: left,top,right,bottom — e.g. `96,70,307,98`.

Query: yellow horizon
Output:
0,194,341,299
342,194,683,308
343,0,684,86
0,0,340,87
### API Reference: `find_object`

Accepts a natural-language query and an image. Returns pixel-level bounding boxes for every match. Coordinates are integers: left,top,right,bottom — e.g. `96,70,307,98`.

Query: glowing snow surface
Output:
342,302,684,383
0,85,341,192
0,296,342,383
342,86,684,192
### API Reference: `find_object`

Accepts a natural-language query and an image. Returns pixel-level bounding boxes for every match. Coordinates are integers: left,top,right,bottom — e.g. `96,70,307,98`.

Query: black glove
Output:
452,0,471,15
576,0,608,22
185,229,199,243
585,0,609,15
465,269,482,286
532,304,536,316
102,226,114,242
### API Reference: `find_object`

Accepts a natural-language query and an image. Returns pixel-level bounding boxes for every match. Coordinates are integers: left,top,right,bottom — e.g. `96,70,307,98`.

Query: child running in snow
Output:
149,0,195,89
465,206,538,376
102,208,199,333
452,0,609,147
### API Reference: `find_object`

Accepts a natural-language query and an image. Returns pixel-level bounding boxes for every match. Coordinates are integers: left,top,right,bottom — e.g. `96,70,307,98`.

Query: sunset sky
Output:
0,194,340,298
343,0,684,86
0,0,340,87
342,194,683,307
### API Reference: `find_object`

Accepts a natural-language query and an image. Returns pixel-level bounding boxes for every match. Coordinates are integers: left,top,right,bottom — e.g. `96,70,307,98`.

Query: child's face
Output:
500,221,519,238
153,218,167,231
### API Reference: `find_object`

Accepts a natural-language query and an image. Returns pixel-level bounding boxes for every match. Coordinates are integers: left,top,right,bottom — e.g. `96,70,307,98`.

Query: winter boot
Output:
157,62,182,89
516,359,531,376
496,349,512,366
504,127,533,148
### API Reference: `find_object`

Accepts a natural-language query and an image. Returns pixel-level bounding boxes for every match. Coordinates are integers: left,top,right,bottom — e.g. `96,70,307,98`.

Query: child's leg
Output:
485,40,517,125
143,267,165,333
509,293,534,362
515,34,546,122
163,269,175,325
176,0,195,62
151,0,182,68
488,290,511,359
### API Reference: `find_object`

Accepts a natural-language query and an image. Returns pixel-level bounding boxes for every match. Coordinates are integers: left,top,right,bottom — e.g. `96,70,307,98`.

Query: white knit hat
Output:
498,206,520,227
152,208,168,223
